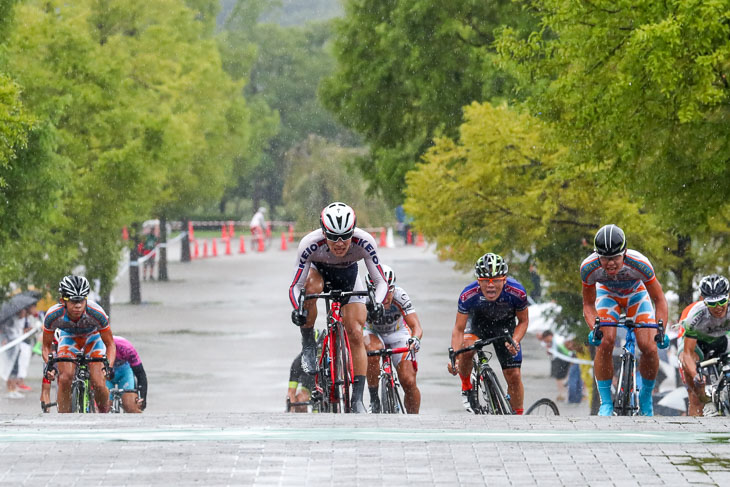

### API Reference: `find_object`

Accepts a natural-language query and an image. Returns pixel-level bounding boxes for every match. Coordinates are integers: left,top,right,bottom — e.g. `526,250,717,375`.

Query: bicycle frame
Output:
367,346,411,414
109,387,140,414
46,353,109,413
594,318,664,416
697,353,730,416
301,288,374,413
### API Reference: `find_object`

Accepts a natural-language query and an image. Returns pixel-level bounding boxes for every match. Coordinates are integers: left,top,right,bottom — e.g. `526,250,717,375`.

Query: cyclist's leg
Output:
594,286,621,415
494,342,524,413
342,302,368,412
363,330,384,412
629,286,658,415
300,269,324,373
387,328,419,413
55,333,84,413
85,333,110,413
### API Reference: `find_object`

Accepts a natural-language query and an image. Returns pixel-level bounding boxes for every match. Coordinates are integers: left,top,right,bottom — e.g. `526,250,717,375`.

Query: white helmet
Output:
368,264,395,290
320,202,356,241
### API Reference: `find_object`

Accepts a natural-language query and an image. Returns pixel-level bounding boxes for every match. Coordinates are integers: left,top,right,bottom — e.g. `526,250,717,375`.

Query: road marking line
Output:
0,427,728,444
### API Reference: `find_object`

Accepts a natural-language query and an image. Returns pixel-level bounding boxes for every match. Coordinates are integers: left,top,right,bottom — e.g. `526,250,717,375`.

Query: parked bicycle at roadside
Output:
450,335,560,415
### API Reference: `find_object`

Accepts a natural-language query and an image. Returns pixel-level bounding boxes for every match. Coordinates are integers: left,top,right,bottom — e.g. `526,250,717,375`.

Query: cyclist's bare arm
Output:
404,313,423,341
645,278,669,327
100,327,116,366
507,308,529,355
680,335,700,379
582,285,599,328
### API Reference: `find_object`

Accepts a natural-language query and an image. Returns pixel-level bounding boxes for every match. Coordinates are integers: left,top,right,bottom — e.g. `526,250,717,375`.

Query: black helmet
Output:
474,253,508,279
699,274,729,303
58,275,90,300
593,224,626,257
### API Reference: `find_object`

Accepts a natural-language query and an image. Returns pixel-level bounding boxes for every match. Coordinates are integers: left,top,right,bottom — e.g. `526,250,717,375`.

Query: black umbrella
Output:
0,293,40,324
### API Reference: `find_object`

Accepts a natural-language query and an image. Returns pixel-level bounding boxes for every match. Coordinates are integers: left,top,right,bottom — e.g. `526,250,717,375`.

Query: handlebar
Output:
698,353,730,369
448,334,517,370
592,318,664,342
367,346,411,357
45,353,110,380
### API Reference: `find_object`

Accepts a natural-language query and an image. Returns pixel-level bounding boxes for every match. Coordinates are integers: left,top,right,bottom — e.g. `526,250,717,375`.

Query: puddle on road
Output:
670,455,730,475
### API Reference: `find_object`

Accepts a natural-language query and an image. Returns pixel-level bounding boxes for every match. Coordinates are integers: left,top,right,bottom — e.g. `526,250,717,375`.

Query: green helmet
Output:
474,253,508,278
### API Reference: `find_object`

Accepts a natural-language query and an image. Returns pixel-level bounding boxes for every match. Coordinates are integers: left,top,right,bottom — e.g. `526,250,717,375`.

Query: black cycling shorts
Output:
311,262,359,304
464,322,522,370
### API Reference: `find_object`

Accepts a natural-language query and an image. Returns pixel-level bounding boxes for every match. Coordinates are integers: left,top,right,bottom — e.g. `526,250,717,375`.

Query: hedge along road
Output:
2,238,582,415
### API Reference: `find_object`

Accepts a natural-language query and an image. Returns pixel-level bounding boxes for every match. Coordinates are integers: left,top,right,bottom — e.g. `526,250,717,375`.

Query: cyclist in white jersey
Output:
677,274,730,416
581,224,669,416
364,265,423,413
289,202,388,413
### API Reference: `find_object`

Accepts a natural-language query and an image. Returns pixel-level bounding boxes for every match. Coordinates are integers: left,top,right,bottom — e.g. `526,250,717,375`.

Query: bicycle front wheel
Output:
70,381,84,413
334,323,352,413
614,356,636,416
526,398,560,415
484,368,513,415
380,374,395,413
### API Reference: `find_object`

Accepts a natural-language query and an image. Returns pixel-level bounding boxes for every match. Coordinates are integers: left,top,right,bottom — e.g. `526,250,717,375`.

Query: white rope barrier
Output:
0,323,42,354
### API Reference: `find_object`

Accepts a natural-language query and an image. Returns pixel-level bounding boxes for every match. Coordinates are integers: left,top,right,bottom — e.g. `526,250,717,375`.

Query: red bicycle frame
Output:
316,300,354,408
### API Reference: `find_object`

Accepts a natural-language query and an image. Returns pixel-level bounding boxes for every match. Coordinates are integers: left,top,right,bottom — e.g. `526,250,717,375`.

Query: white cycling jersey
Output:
288,228,387,310
365,286,415,335
681,301,730,343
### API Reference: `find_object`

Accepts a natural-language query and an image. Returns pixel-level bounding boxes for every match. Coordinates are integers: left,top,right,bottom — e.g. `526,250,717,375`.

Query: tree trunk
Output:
158,215,169,281
129,222,141,304
672,235,694,308
181,217,191,263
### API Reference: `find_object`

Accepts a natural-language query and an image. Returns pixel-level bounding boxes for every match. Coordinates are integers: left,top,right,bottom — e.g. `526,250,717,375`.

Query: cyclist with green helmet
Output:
448,253,529,414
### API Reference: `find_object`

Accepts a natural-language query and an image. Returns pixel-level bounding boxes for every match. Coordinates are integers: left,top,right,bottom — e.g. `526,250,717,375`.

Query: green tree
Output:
497,0,730,306
405,102,670,332
321,0,536,202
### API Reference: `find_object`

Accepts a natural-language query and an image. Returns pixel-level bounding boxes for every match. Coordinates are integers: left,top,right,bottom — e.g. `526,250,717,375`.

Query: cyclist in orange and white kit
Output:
677,275,730,416
581,224,669,416
42,275,116,413
289,202,388,413
364,265,423,414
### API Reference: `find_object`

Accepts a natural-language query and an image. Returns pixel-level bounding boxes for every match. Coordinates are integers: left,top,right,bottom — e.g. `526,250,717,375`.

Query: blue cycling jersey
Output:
457,277,528,333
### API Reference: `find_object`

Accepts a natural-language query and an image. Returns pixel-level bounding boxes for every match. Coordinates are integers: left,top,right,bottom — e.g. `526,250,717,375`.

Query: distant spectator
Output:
249,206,267,248
140,230,158,281
395,205,413,245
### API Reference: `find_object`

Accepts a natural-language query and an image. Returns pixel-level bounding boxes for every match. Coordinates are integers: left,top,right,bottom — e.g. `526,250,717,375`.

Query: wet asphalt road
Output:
1,238,585,416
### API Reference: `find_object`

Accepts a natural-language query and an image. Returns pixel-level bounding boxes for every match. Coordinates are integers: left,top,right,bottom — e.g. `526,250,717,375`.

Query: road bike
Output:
45,353,109,413
300,288,373,413
367,343,414,414
449,335,560,415
593,317,664,416
109,386,140,413
696,351,730,416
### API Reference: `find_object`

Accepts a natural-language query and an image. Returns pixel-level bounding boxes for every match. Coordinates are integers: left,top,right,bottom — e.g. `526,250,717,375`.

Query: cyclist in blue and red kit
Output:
581,224,669,416
107,336,148,413
289,202,388,413
448,253,529,414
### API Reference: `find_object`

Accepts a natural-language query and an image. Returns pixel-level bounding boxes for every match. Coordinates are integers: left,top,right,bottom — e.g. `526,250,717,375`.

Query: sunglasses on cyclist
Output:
477,276,507,284
323,231,353,242
706,297,729,308
62,297,86,303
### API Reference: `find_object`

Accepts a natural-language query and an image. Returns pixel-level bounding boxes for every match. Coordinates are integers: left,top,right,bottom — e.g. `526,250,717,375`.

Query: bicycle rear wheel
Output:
526,398,560,415
334,323,352,413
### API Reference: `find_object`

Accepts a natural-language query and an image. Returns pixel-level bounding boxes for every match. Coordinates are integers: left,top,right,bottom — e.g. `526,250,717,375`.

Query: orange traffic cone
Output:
258,234,265,252
211,238,218,257
288,224,294,242
225,237,232,255
202,240,209,258
416,232,425,247
188,221,195,240
281,232,288,251
192,240,199,259
406,229,413,245
239,235,246,254
221,225,228,239
379,228,387,247
122,226,129,241
228,222,235,238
